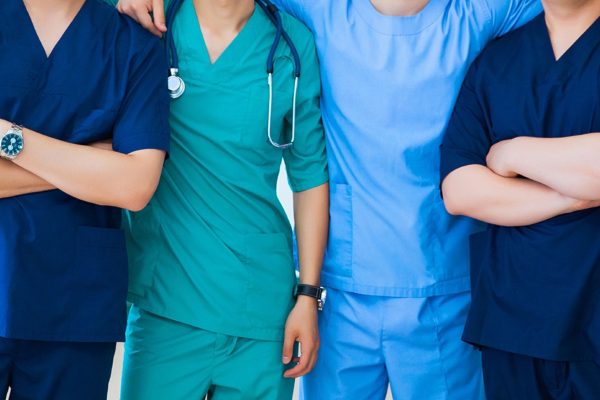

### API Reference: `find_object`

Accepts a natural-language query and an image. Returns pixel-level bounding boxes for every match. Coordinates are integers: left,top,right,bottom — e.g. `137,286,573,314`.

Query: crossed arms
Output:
442,134,600,227
0,119,165,211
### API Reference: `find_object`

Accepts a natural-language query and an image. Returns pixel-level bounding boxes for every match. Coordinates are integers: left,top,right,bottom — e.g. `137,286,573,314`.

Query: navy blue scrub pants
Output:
482,347,600,400
0,338,115,400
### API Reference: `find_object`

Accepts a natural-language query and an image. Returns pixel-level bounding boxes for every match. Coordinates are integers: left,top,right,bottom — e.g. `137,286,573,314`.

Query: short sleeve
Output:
439,64,493,184
484,0,542,37
112,37,170,155
283,34,329,193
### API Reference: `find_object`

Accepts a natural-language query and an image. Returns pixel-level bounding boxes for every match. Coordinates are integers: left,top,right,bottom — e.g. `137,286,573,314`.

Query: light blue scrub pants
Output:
300,288,484,400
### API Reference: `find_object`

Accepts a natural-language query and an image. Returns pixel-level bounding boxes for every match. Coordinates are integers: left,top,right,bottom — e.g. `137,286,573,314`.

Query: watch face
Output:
1,133,23,157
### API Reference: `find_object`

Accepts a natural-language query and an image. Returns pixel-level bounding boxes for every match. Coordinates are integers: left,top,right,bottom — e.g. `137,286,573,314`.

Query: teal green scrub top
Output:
124,1,328,341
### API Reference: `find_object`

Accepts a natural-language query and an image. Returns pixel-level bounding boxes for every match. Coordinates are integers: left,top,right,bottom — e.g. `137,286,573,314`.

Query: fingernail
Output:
282,356,291,363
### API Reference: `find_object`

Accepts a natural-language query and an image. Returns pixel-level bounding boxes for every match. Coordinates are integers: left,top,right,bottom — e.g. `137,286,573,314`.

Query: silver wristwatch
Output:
0,124,24,160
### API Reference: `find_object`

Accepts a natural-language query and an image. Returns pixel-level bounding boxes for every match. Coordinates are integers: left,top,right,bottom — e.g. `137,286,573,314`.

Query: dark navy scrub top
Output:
0,0,169,342
440,14,600,361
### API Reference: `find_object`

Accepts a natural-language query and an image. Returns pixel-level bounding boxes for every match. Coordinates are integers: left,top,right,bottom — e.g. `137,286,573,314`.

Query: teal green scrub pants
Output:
120,306,294,400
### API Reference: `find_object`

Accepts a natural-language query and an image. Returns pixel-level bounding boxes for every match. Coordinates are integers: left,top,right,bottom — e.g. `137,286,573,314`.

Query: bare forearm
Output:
293,183,329,286
0,160,54,198
8,123,165,211
442,165,583,227
504,134,600,200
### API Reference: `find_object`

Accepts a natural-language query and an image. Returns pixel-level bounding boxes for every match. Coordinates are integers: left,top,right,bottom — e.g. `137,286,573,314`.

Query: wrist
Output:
0,121,25,161
295,283,326,310
295,295,318,307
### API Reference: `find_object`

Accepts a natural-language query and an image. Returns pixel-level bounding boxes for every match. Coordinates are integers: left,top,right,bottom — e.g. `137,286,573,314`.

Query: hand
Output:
486,139,518,178
90,140,113,151
282,296,320,378
116,0,167,37
566,197,600,213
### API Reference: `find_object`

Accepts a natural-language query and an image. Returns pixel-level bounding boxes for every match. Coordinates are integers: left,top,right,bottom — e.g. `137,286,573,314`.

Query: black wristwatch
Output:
294,284,327,311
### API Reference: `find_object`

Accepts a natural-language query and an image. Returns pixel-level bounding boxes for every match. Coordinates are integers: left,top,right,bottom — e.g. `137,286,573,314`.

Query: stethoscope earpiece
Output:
168,68,185,99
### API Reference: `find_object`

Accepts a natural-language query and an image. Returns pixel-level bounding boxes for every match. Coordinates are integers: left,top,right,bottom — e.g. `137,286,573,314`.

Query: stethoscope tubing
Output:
165,0,300,148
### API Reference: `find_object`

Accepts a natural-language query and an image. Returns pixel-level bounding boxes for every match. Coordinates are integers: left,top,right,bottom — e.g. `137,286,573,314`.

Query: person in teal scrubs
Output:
110,0,330,399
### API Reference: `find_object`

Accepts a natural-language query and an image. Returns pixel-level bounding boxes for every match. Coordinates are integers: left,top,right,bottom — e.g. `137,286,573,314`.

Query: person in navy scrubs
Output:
440,0,600,398
0,0,169,399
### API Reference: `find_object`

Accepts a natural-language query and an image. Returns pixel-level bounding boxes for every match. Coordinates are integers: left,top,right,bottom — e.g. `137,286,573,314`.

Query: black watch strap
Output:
295,284,326,311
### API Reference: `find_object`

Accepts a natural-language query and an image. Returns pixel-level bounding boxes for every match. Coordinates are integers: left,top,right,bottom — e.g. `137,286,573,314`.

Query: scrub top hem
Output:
321,272,471,297
289,173,329,193
0,331,123,343
463,338,600,364
128,298,285,342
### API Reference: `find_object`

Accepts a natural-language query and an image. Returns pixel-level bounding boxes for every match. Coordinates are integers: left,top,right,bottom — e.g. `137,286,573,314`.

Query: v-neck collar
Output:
18,0,89,61
186,0,261,68
536,13,600,64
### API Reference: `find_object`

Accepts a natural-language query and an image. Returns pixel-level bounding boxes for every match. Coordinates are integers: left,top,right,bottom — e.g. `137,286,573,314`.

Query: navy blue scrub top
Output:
441,15,600,362
0,0,169,342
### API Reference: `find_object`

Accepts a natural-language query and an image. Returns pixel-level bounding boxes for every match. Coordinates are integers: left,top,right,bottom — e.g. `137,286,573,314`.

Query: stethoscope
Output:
165,0,302,149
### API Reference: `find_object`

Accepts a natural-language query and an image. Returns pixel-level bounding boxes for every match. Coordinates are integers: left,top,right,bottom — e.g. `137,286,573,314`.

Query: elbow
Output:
124,197,151,213
441,183,467,216
121,184,157,212
443,195,465,216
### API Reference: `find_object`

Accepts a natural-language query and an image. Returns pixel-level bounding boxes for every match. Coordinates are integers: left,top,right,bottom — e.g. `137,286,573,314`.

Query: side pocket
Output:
244,232,296,330
123,207,160,298
323,184,353,278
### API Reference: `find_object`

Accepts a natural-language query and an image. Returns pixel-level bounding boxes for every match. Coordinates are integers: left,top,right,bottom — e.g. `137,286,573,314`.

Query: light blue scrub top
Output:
275,0,542,297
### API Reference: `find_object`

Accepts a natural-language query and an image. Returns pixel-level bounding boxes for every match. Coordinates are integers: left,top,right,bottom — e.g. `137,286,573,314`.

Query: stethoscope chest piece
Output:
168,68,185,99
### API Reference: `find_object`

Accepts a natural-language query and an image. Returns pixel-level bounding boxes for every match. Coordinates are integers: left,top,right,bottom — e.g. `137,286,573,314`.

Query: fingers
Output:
152,0,167,33
282,332,295,365
117,1,163,37
284,338,319,378
135,7,163,37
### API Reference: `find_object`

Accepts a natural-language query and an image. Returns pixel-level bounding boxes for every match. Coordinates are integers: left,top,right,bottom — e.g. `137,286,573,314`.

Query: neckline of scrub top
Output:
352,0,450,36
16,0,90,61
535,14,600,64
183,0,263,68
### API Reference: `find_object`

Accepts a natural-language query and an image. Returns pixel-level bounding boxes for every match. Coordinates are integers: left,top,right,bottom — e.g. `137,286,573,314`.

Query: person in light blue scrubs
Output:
266,0,542,399
116,0,541,398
